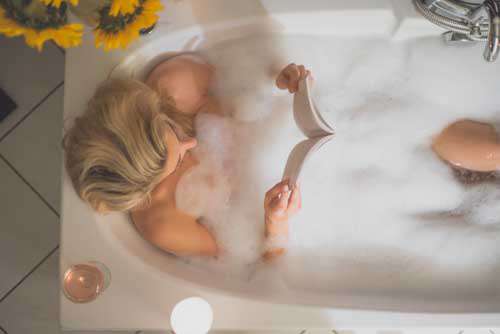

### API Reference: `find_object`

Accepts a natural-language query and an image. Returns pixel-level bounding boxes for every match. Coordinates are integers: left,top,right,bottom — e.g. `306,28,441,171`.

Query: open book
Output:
282,78,335,187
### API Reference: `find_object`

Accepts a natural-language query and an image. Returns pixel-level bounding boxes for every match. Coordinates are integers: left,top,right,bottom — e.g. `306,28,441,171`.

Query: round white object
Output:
170,297,214,334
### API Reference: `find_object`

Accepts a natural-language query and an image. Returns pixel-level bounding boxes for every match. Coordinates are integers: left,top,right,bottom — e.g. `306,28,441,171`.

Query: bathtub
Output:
60,0,500,330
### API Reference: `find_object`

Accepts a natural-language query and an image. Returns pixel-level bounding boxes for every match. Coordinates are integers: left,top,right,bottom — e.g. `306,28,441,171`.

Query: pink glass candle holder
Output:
62,261,111,303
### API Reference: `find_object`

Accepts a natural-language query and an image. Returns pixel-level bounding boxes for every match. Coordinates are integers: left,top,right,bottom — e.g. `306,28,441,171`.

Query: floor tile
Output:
0,158,59,298
0,36,64,139
0,85,64,212
0,250,133,334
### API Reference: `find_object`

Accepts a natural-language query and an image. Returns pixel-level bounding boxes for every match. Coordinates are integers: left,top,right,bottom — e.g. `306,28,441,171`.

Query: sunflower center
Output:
96,0,146,34
0,0,68,30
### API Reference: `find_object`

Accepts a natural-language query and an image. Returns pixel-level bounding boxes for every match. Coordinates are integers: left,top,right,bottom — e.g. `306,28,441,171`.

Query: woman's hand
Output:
264,180,301,227
276,63,311,93
262,180,301,261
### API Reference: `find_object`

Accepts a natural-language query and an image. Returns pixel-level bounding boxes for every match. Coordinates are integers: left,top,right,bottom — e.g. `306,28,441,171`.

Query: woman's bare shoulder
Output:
198,95,224,116
130,205,217,257
145,55,215,115
131,203,188,235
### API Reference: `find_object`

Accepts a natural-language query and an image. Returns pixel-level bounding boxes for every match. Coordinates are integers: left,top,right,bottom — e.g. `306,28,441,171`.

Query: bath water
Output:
175,34,500,298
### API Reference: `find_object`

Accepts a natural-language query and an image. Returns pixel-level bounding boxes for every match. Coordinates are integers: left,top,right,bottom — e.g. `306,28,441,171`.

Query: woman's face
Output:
162,122,198,178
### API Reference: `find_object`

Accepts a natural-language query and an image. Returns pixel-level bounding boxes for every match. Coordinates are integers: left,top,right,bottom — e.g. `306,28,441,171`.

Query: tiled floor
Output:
0,36,134,334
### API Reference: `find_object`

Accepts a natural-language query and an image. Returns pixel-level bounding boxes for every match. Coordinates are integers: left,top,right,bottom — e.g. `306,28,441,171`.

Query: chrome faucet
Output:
414,0,500,62
479,0,500,61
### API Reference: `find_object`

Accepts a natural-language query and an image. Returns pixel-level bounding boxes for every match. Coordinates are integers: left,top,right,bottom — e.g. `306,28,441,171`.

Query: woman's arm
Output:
133,209,218,257
262,180,301,261
261,62,309,261
262,219,288,261
432,119,500,172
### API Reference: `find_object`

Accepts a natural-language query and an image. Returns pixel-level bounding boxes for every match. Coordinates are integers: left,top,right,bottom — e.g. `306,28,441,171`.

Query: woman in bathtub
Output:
64,55,303,260
63,55,500,260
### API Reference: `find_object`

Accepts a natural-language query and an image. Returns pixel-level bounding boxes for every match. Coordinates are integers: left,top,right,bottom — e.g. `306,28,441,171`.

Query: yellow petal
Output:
0,9,26,37
52,24,83,48
94,0,163,50
109,0,139,16
41,0,63,8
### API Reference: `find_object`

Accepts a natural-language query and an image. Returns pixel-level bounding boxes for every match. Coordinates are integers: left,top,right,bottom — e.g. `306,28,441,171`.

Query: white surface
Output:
61,0,500,331
390,0,444,40
260,0,396,36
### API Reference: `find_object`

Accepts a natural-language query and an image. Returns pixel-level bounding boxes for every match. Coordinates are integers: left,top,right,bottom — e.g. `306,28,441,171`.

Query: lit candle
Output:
170,297,214,334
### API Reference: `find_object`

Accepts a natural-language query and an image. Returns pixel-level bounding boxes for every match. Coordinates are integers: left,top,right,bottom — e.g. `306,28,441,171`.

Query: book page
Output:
282,135,334,187
293,78,334,138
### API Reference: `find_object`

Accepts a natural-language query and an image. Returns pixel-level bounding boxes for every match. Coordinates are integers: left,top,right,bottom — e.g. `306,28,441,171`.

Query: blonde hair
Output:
64,78,194,212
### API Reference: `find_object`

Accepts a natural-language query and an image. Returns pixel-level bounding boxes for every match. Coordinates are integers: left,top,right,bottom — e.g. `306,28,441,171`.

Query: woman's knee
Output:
432,119,500,172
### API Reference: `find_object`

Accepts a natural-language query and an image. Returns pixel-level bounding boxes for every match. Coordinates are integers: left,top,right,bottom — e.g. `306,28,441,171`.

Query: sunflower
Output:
38,23,83,48
0,2,83,50
40,0,79,8
109,0,139,16
94,0,163,51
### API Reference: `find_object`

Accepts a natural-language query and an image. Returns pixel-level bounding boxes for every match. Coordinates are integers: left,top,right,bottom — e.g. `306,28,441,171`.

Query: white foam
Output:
174,34,500,294
459,181,500,226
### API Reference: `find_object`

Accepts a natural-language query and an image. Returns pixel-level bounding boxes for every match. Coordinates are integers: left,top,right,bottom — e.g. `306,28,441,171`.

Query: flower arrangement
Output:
94,0,163,50
0,0,164,51
0,0,83,50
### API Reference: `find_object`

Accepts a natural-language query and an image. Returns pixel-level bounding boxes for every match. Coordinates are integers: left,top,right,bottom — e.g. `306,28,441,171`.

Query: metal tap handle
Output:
483,0,500,61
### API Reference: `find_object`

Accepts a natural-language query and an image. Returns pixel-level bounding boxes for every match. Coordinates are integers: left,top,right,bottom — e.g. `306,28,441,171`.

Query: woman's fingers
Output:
276,63,310,93
268,190,290,218
265,183,302,223
287,64,308,93
271,191,290,211
276,72,289,90
287,186,301,213
277,63,299,93
284,63,299,78
298,65,306,78
286,65,300,93
265,180,289,206
276,63,296,90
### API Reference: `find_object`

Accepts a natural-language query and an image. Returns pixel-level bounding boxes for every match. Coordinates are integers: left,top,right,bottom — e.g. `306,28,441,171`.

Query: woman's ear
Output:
95,201,110,214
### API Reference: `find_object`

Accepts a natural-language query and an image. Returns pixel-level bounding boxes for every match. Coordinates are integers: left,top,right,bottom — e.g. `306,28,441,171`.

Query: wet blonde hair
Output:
64,78,194,212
